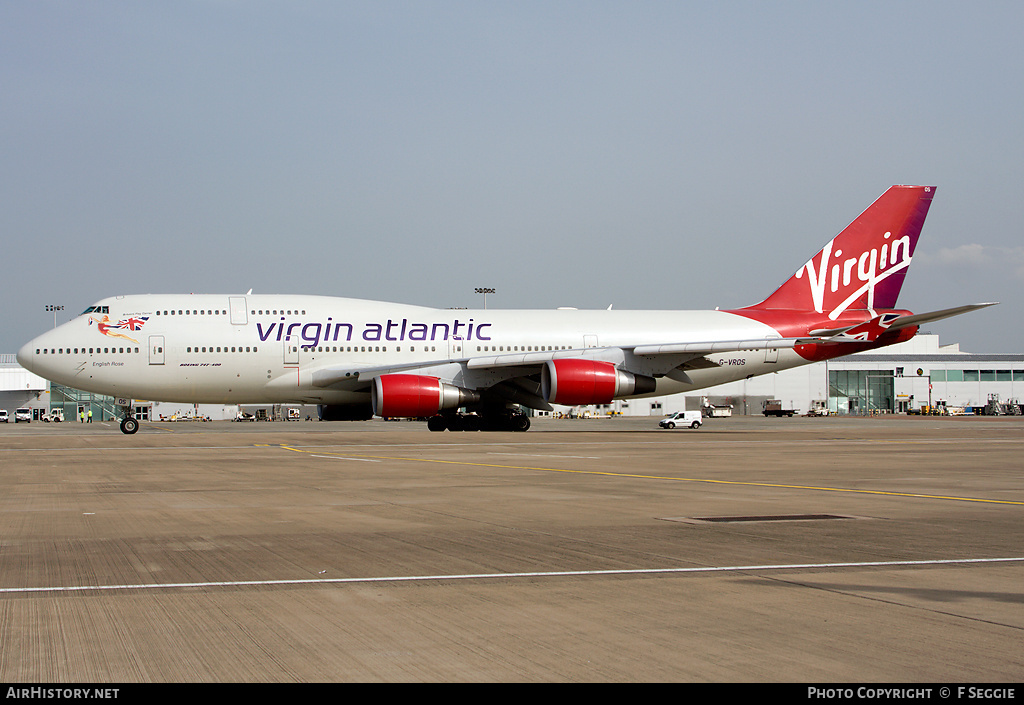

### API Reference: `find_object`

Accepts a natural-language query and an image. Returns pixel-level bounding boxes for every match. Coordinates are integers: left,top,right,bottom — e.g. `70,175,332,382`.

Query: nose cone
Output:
16,338,38,373
17,331,53,378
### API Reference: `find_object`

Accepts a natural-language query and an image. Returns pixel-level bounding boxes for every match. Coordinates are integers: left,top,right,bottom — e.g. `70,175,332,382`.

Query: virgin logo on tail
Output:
743,185,934,317
795,230,913,319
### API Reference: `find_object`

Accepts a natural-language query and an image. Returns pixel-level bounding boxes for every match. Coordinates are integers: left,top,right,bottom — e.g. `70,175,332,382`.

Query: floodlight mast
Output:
474,287,495,309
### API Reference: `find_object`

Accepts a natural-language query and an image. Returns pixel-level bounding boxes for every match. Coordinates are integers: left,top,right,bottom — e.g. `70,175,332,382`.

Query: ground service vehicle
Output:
659,410,703,429
763,400,796,417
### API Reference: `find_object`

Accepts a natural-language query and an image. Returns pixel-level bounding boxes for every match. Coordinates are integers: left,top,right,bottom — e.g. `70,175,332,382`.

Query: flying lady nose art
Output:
88,314,150,344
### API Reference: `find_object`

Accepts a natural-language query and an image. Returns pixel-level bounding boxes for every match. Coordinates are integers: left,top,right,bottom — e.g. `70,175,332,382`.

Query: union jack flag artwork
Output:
115,316,149,331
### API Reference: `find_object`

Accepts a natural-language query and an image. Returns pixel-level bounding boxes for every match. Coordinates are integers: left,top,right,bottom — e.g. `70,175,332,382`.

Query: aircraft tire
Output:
512,415,531,432
426,415,447,432
120,417,139,435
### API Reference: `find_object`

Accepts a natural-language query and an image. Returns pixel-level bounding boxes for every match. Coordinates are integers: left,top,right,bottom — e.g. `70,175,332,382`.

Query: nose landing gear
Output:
118,400,139,434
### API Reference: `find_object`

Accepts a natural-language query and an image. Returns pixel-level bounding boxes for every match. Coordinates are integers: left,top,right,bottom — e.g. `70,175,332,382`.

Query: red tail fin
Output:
746,186,935,320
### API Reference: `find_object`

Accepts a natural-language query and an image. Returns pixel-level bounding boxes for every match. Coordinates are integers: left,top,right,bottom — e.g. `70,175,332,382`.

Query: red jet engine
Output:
372,374,480,418
541,359,655,406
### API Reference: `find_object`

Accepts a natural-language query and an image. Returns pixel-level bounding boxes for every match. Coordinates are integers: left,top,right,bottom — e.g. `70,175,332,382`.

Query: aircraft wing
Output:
310,359,452,389
628,337,825,356
311,335,826,390
465,336,826,370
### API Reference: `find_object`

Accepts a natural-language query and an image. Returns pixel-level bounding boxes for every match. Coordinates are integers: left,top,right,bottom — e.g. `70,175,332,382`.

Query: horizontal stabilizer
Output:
886,302,999,330
819,303,998,344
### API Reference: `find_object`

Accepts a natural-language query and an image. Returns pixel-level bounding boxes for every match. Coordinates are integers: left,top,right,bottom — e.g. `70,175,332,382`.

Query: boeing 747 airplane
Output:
18,186,994,433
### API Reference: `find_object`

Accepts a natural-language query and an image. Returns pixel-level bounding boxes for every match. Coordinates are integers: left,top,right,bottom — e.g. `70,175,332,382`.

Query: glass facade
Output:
829,370,894,414
933,369,1024,382
49,384,122,422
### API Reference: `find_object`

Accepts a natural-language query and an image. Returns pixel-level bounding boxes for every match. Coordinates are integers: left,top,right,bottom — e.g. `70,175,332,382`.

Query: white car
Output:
659,410,703,429
0,410,8,423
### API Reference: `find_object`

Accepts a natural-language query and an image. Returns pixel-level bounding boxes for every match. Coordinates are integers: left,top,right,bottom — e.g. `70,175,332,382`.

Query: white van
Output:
0,410,8,423
659,410,703,429
15,408,32,423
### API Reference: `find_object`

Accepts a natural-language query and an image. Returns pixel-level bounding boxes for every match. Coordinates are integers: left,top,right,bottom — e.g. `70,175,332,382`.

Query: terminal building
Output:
3,334,1022,422
587,334,1024,418
0,354,49,420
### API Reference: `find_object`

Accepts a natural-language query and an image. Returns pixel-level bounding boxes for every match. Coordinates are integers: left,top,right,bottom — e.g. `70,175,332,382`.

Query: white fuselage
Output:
18,294,804,407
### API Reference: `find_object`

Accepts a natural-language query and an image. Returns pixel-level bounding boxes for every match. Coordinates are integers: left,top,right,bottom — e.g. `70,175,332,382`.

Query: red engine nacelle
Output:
541,359,656,406
372,374,480,418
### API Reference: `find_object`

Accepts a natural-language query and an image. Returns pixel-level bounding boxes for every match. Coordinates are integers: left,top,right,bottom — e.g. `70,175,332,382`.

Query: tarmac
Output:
0,414,1022,682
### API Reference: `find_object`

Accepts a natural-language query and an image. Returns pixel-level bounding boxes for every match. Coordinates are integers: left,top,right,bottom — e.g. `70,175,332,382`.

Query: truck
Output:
762,400,796,417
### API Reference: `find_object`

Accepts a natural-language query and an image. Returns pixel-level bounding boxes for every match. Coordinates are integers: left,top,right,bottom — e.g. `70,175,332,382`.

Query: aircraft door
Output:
284,335,299,365
765,336,779,363
149,336,165,365
229,297,248,325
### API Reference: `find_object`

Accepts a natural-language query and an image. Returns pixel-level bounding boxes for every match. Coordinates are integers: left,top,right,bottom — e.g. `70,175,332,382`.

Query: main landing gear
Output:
427,409,531,432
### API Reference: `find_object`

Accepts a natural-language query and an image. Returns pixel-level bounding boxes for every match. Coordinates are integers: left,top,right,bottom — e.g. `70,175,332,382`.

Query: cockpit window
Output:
81,306,110,315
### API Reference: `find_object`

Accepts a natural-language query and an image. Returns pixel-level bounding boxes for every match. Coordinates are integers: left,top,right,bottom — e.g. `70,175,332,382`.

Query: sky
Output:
3,1,1022,353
